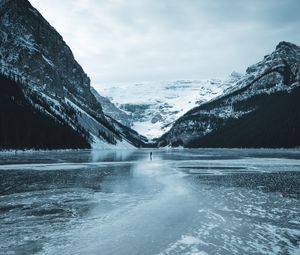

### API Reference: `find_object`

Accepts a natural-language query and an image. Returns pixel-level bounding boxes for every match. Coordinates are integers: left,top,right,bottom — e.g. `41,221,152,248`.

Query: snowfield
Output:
98,74,240,139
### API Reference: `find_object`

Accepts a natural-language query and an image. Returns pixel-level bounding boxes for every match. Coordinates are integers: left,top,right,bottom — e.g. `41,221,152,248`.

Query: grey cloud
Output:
29,0,300,89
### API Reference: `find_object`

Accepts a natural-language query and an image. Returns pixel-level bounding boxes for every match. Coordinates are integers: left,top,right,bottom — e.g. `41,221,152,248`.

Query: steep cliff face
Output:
157,42,300,148
0,0,100,114
0,0,145,149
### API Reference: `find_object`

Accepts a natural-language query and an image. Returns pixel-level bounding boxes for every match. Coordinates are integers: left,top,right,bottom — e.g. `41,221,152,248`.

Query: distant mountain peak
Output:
276,41,299,51
229,71,243,80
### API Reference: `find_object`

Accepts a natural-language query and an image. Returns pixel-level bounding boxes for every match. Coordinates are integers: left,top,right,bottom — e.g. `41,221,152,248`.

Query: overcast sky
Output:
30,0,300,89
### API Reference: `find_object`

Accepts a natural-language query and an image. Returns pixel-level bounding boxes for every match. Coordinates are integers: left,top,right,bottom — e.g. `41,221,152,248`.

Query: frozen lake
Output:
0,149,300,255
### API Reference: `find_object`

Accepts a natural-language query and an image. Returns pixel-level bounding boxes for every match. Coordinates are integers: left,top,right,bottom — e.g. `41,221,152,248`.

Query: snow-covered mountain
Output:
99,74,240,139
157,41,300,148
0,0,146,149
90,88,132,128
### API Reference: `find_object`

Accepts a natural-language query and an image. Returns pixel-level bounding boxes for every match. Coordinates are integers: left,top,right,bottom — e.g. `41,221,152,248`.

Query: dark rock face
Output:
157,42,300,148
0,0,146,149
0,74,90,149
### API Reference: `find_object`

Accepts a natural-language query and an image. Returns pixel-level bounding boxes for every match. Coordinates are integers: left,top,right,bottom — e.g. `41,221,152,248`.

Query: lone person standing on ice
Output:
150,152,153,160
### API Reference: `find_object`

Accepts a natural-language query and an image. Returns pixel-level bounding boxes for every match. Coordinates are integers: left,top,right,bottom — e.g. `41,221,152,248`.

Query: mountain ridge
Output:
157,41,300,148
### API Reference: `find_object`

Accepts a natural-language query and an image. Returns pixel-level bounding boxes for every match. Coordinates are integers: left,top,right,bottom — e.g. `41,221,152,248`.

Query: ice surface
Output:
0,149,299,255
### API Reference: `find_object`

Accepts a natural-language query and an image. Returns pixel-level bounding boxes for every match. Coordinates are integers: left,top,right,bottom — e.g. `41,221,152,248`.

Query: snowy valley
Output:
98,73,241,139
0,0,300,151
1,1,300,255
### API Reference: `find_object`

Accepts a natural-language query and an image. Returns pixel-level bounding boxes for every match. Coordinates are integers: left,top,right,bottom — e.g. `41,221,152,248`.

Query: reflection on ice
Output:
89,149,137,162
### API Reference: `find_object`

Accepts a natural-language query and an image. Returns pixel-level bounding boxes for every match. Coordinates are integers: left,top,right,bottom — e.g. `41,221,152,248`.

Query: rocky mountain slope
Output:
91,87,132,128
157,41,300,148
0,73,91,149
99,74,240,139
0,0,146,149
